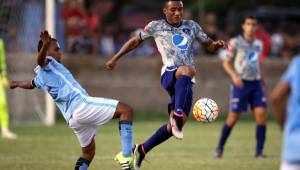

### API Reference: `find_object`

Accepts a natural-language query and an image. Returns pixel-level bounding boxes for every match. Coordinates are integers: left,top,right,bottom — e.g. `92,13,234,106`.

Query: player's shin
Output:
174,75,192,130
141,124,173,154
74,157,90,170
216,123,233,158
119,121,133,157
256,124,266,157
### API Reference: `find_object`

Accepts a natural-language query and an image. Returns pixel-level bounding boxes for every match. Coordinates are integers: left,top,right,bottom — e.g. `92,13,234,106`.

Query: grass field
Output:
0,117,282,170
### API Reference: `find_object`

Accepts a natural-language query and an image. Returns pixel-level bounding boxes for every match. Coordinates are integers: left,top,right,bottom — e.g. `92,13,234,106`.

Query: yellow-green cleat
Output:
114,152,134,170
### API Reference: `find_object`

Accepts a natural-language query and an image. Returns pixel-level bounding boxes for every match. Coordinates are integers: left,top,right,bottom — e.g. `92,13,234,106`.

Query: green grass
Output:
0,118,282,170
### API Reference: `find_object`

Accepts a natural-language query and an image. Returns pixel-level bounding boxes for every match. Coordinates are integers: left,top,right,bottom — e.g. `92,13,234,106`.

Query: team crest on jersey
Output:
182,28,191,35
172,34,189,50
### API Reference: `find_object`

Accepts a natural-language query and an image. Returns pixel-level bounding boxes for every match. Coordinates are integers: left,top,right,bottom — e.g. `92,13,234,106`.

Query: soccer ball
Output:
193,98,219,123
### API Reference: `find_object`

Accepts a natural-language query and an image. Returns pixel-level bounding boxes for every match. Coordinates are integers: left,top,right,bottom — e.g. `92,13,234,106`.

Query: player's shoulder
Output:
292,55,300,64
182,20,201,27
254,38,263,46
228,35,241,45
146,19,164,26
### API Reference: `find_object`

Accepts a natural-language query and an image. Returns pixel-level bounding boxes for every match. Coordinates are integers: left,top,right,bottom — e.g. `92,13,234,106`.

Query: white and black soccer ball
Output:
193,98,219,123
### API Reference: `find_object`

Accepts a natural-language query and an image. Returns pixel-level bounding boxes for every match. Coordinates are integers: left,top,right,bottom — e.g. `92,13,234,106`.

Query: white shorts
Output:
280,162,300,170
68,96,119,147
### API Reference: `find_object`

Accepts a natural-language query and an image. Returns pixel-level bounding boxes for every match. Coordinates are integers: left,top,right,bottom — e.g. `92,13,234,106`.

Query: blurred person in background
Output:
0,38,17,139
255,22,271,62
271,48,300,170
105,0,225,169
215,16,267,158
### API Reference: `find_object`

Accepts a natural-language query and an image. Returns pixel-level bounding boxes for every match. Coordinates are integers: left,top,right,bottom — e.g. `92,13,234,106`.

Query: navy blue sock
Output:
256,125,266,156
75,157,90,170
119,121,133,157
175,75,192,115
217,123,233,150
141,124,173,154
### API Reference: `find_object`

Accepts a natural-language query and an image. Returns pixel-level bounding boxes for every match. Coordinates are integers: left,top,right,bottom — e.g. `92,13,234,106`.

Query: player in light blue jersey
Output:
215,16,268,158
271,53,300,170
10,31,135,170
106,0,225,169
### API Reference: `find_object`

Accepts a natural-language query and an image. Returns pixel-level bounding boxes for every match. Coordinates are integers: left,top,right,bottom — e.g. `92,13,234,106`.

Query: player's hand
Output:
105,58,117,70
212,40,226,49
9,81,19,89
232,75,243,88
40,30,52,47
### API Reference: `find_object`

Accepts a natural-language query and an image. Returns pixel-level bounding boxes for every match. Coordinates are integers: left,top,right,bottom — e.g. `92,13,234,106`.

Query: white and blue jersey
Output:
281,56,300,162
226,35,263,81
139,19,210,70
33,56,118,122
227,36,266,112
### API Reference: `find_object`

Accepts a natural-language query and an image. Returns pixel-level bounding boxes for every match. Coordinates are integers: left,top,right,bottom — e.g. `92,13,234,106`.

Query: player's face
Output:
48,41,62,62
242,18,257,36
163,1,183,26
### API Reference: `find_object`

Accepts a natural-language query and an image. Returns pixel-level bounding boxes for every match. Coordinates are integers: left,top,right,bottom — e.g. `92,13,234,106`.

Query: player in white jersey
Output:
9,31,135,170
106,0,225,169
215,16,268,158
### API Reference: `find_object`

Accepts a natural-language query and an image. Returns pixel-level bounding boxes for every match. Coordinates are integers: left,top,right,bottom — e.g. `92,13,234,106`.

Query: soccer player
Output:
10,31,134,170
105,0,225,169
215,16,267,158
0,38,17,139
271,53,300,170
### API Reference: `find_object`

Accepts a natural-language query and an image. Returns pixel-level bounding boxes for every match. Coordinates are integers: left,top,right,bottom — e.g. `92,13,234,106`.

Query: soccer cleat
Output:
133,144,145,170
170,116,183,140
1,128,17,140
114,152,133,170
215,147,223,159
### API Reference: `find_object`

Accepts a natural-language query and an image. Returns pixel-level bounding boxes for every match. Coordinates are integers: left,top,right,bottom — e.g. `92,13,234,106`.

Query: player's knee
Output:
82,147,95,161
120,103,134,120
226,112,240,126
176,66,195,78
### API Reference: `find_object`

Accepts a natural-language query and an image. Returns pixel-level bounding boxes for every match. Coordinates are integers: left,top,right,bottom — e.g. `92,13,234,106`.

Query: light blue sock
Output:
75,157,90,170
119,121,133,157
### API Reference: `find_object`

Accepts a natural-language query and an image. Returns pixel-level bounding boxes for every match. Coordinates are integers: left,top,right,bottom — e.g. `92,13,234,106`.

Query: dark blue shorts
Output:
230,80,267,112
160,66,193,115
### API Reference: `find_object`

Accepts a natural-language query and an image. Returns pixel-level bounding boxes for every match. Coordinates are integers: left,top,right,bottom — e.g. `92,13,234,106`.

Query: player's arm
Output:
105,36,143,70
37,30,52,66
270,81,289,131
222,39,243,88
10,80,35,90
194,21,225,52
223,57,243,88
202,39,226,52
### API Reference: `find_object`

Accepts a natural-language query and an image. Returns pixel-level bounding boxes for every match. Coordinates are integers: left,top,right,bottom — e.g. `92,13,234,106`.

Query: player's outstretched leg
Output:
172,66,194,139
215,112,240,158
113,102,134,170
75,139,95,170
133,123,173,170
254,107,267,158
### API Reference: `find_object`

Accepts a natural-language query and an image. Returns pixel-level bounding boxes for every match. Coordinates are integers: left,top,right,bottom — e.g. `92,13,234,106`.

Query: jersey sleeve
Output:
32,75,44,89
139,21,156,40
194,21,210,43
225,38,237,59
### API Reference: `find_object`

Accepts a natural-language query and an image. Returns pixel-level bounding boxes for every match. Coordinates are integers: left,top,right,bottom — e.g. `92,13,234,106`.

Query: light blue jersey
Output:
281,56,300,162
33,56,89,122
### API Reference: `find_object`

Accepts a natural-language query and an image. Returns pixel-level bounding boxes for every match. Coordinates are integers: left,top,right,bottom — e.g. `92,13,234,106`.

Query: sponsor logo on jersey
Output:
247,50,259,64
172,34,189,50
